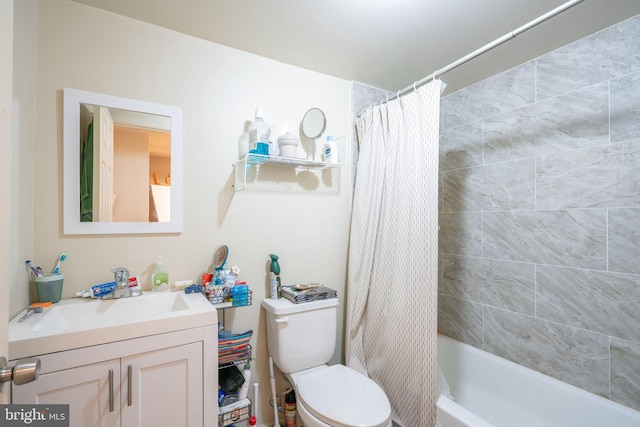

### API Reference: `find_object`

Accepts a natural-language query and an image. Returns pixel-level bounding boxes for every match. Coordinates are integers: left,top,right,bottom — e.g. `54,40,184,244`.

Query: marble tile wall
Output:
438,14,640,411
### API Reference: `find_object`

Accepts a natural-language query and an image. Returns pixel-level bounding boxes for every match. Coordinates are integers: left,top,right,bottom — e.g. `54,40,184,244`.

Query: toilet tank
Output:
261,298,338,374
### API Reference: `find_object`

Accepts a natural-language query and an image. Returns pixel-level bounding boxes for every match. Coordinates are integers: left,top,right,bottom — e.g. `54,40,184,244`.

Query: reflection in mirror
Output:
64,88,183,235
301,108,326,140
79,104,171,222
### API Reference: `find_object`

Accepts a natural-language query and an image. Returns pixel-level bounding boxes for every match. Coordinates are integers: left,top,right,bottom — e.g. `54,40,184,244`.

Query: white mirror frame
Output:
63,88,183,235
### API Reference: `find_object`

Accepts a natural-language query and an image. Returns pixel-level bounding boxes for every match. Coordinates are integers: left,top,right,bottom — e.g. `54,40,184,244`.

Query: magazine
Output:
280,285,337,304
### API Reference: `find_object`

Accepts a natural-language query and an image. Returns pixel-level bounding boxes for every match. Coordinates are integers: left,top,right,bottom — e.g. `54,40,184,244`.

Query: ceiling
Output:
72,0,640,95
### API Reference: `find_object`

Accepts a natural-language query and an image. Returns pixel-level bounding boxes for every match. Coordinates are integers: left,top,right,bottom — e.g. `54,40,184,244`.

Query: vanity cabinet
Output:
11,326,216,427
13,359,121,427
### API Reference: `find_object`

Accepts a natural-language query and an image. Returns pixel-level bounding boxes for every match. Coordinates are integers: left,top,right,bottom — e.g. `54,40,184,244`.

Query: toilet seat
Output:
295,364,391,427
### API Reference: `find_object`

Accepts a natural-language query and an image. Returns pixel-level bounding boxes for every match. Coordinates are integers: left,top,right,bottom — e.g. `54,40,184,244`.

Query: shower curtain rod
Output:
383,0,585,104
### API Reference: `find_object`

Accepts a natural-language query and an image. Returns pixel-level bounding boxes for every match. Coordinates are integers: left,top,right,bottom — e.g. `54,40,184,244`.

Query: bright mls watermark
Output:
0,405,69,426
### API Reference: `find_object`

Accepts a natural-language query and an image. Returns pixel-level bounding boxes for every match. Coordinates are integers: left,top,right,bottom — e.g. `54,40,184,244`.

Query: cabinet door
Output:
12,359,121,427
121,343,203,427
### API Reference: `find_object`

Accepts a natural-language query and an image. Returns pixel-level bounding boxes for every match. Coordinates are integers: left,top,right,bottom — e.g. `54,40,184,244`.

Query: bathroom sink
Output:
9,291,217,359
30,291,190,332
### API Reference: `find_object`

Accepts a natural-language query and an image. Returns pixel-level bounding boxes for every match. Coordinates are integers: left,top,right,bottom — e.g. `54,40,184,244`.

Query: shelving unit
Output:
214,291,253,427
218,399,251,426
233,136,347,193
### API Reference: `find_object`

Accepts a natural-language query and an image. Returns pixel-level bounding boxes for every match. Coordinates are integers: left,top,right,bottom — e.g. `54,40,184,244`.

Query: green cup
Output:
35,273,64,303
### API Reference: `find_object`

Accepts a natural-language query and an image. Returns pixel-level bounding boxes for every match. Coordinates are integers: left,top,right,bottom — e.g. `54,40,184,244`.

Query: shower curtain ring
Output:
413,82,417,92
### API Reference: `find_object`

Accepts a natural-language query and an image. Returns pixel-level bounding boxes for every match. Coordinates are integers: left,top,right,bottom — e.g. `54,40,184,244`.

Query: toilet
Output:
262,297,392,427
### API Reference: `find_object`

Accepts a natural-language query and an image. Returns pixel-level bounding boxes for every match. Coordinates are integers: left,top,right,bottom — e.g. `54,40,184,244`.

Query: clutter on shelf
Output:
218,329,253,365
213,244,254,427
218,398,251,427
204,245,252,309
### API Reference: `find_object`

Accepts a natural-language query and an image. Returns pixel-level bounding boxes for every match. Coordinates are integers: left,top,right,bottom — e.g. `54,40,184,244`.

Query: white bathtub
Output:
436,335,640,427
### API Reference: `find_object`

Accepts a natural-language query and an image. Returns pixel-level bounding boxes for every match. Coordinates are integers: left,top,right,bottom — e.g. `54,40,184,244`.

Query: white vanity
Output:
8,292,217,427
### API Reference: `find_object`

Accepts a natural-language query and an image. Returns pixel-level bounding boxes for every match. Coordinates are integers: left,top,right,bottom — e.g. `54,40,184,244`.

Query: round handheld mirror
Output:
213,245,229,270
301,108,326,140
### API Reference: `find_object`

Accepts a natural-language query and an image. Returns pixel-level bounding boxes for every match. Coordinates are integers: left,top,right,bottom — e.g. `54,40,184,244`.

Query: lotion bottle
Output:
151,256,169,291
322,134,338,164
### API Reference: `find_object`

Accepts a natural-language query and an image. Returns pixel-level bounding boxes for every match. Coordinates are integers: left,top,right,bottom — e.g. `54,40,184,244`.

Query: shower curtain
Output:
346,80,441,427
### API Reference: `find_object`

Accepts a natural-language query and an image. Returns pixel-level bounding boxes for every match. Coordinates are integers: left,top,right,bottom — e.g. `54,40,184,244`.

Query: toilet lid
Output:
296,364,391,427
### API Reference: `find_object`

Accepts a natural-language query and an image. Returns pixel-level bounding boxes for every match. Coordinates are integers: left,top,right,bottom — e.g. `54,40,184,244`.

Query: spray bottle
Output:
269,253,281,298
285,390,297,427
270,272,279,300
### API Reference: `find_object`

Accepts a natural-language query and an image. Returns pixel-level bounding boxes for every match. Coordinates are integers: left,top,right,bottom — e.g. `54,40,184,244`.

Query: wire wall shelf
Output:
233,136,346,193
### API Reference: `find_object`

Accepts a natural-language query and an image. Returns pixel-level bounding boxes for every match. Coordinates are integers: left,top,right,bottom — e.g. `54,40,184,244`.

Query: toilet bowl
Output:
261,297,392,427
289,365,391,427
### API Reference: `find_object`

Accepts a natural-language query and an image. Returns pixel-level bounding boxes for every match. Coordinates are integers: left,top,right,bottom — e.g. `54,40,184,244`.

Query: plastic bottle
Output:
238,362,251,400
248,108,270,156
151,256,169,291
322,134,338,164
249,416,257,426
285,390,297,427
270,272,279,300
269,254,281,298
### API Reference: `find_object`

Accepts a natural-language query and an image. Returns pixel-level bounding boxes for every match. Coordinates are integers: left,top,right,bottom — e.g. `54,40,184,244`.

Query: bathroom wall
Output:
1,0,15,368
10,0,38,330
438,14,640,410
13,0,352,423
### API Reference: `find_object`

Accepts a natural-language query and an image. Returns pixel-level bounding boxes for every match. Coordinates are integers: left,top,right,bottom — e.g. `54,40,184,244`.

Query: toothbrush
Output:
52,253,67,274
26,260,42,277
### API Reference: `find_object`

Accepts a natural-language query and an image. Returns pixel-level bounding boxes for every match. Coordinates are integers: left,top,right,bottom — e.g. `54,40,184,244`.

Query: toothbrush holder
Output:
35,273,64,303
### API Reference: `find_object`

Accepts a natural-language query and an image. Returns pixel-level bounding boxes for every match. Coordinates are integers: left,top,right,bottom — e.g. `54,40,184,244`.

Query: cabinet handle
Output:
127,364,133,406
108,369,114,412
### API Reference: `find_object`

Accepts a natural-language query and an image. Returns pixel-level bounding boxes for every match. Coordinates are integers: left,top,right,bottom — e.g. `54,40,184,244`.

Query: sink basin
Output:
30,292,190,332
9,291,217,360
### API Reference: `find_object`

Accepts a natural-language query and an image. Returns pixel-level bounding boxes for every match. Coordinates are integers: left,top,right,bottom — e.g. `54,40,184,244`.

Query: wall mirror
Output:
301,107,326,140
63,88,183,234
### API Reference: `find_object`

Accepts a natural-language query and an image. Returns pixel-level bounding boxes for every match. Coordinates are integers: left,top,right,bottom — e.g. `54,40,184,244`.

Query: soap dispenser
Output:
152,256,169,291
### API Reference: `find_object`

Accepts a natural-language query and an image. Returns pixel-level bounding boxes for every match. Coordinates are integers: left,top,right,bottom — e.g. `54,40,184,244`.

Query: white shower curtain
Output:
346,80,441,427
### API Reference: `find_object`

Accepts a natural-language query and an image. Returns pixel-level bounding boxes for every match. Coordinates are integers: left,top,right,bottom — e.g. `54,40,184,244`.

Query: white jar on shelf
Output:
277,132,300,158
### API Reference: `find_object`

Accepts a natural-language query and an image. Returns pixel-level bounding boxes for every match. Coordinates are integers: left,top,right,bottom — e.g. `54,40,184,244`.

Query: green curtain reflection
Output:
80,119,93,222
